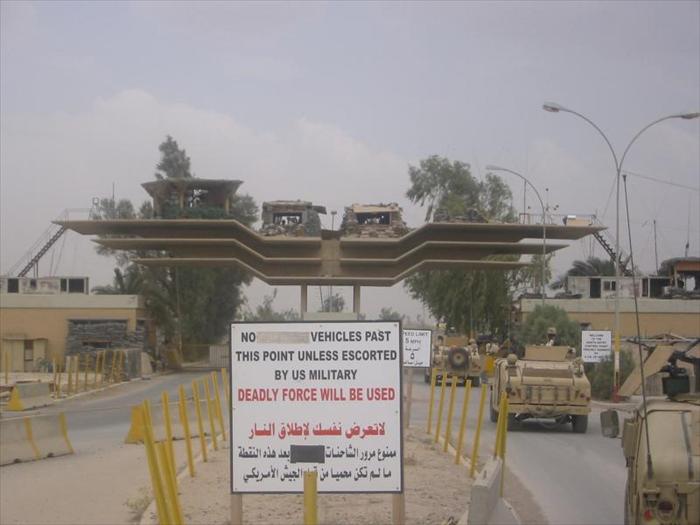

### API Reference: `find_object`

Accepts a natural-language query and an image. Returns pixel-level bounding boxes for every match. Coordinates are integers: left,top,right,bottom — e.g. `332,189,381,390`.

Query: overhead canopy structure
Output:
58,219,603,287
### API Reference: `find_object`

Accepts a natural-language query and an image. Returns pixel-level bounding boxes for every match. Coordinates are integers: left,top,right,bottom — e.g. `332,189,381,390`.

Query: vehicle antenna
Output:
622,174,653,479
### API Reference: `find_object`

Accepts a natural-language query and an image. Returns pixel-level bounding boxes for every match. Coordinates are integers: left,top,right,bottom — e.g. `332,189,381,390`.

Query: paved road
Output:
408,372,626,525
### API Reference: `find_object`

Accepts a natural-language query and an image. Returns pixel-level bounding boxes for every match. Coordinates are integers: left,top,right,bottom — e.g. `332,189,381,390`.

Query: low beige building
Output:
1,276,148,371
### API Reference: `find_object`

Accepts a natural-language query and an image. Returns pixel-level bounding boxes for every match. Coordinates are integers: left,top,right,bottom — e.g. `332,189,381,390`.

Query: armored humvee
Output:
490,345,591,432
600,340,700,525
425,335,482,387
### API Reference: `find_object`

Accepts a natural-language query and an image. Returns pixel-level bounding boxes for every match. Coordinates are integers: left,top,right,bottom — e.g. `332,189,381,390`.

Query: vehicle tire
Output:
471,375,480,387
448,347,469,369
507,414,521,431
572,415,588,433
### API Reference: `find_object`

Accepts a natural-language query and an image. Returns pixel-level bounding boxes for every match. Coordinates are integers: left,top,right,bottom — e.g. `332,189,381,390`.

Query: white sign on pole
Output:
581,330,612,363
402,329,431,368
230,321,402,493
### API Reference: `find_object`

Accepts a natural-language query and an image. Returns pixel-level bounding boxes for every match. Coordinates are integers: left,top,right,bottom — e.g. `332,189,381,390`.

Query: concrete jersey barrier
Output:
460,457,520,525
6,382,53,411
0,413,73,466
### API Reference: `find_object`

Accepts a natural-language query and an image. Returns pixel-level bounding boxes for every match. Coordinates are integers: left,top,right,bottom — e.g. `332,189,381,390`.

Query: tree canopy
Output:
404,156,521,336
242,290,299,322
551,256,615,289
94,135,256,346
516,304,581,348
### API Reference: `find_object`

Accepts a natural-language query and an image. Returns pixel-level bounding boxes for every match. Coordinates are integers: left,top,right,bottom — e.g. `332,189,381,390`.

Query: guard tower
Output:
142,178,243,218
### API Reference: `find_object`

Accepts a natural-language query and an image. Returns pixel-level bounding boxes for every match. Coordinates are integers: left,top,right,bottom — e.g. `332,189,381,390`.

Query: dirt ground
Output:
151,426,546,525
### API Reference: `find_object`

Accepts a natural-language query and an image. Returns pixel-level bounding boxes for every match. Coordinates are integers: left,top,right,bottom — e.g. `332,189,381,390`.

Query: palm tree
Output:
551,256,615,289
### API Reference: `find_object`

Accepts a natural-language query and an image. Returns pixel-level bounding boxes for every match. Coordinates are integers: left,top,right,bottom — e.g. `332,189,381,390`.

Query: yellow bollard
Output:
142,400,171,525
52,359,58,396
494,397,503,459
426,367,438,435
66,356,73,395
192,380,208,462
162,391,177,476
92,352,100,389
115,351,124,383
221,367,230,408
469,383,488,478
203,378,218,451
434,370,447,444
109,350,117,383
455,379,472,464
100,350,107,386
499,397,509,497
160,440,184,525
443,375,458,452
74,355,80,392
211,372,226,441
304,470,318,525
56,361,63,398
4,349,10,385
83,354,89,392
178,385,195,477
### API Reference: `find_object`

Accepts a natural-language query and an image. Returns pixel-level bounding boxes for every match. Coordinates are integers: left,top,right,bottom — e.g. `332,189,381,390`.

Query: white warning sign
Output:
581,330,612,363
230,321,402,493
402,329,431,368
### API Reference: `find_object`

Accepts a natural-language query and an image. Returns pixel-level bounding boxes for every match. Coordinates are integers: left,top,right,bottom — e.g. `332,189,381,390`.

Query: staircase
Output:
591,218,633,276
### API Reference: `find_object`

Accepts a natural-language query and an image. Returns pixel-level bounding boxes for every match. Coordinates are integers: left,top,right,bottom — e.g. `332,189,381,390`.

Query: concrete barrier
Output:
140,353,153,379
0,413,74,466
31,413,74,459
459,457,520,525
6,382,53,411
0,417,40,465
124,401,212,444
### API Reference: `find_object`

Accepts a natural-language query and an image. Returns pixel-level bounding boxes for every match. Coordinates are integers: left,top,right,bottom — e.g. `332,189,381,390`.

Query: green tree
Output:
404,156,519,336
378,307,405,321
516,304,581,348
243,290,299,322
95,136,257,346
551,256,615,289
321,293,345,313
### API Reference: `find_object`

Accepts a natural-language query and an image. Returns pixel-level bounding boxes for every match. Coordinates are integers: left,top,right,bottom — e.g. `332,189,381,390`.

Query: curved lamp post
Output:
485,165,547,307
542,102,699,395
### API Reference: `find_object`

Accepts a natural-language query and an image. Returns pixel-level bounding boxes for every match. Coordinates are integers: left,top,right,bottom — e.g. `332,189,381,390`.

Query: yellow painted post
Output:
494,396,503,459
192,380,208,462
24,418,42,459
469,383,488,478
56,361,63,398
4,349,10,385
66,356,73,395
304,470,318,525
178,385,195,477
115,350,123,382
211,372,226,441
59,412,75,454
100,350,107,386
499,397,509,497
83,354,89,392
74,355,80,392
434,370,447,444
443,375,458,452
426,367,438,435
109,350,118,383
145,424,172,525
160,440,184,525
203,378,218,451
221,367,230,408
92,352,100,389
162,391,177,476
455,379,472,464
52,359,58,397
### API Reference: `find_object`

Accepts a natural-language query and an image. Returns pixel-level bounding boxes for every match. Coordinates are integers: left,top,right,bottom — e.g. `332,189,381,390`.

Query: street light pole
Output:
485,165,547,307
542,102,699,397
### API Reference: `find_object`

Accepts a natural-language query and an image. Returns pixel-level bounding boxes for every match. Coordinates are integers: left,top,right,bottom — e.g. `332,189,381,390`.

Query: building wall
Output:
519,298,700,338
0,294,147,361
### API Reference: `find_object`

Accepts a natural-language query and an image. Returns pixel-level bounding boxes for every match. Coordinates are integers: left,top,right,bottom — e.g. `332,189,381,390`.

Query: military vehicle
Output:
600,339,700,525
425,335,482,387
490,345,591,432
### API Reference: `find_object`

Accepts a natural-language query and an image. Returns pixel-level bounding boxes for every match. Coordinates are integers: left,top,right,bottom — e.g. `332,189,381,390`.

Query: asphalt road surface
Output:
408,371,627,525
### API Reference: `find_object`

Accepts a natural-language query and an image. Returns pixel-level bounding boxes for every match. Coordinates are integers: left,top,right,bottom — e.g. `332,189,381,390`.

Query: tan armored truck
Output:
600,340,700,525
425,336,482,387
490,345,591,432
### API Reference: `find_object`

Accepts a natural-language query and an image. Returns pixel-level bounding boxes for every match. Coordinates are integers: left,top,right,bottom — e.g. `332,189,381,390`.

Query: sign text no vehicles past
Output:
230,321,403,494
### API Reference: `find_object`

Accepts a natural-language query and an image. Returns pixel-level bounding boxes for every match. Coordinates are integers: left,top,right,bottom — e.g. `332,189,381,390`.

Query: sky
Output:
1,1,699,320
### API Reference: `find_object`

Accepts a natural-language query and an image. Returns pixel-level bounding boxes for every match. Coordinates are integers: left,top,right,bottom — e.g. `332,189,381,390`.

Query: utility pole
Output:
653,220,658,273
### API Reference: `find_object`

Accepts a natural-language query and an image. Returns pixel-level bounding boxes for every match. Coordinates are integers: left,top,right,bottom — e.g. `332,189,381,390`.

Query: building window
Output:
7,278,19,293
24,340,34,362
603,280,616,292
68,278,86,293
29,279,37,290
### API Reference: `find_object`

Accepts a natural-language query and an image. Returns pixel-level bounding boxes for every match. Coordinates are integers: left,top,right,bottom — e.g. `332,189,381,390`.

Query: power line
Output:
622,170,700,192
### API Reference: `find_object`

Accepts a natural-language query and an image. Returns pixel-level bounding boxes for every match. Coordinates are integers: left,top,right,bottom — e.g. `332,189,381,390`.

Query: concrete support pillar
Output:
300,285,308,316
353,285,361,315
